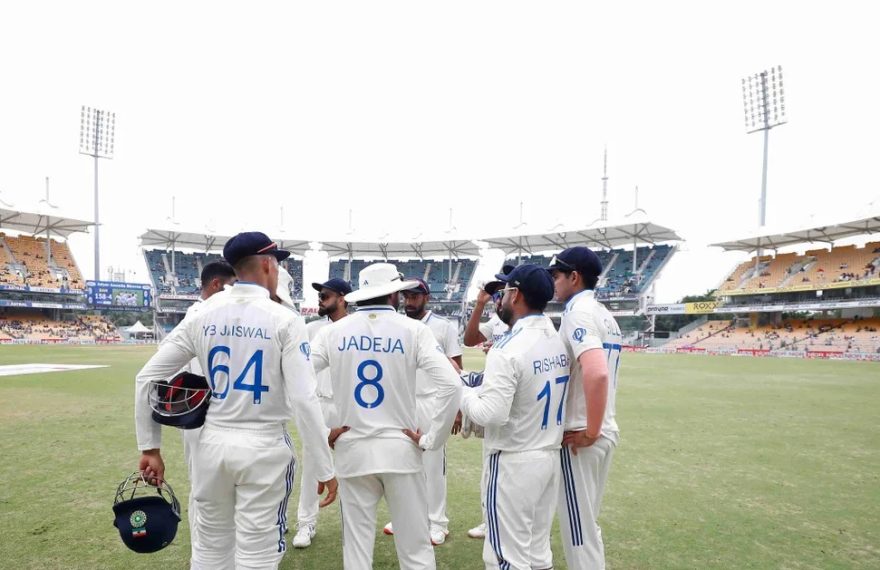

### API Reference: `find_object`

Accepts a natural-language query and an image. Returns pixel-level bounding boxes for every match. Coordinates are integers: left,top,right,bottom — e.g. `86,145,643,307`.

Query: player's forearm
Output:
419,369,462,450
463,301,487,346
460,387,510,426
583,369,608,439
293,398,335,481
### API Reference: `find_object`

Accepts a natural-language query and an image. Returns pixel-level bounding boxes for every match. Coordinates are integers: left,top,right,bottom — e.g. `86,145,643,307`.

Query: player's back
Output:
484,314,570,453
560,289,623,440
186,283,303,430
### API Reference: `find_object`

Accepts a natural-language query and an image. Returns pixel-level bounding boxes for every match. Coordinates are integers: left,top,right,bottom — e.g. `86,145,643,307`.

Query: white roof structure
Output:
126,320,150,334
710,211,880,252
0,207,93,239
480,212,682,255
139,228,312,256
319,231,480,259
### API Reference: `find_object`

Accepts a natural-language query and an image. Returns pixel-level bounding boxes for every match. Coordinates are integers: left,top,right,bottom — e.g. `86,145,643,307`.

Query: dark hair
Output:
518,288,550,313
356,294,392,307
201,261,236,287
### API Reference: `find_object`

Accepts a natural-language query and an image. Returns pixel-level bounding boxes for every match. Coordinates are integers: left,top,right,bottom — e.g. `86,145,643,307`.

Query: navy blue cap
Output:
547,247,602,278
484,263,516,295
495,263,555,306
404,277,430,295
223,232,290,267
311,278,353,296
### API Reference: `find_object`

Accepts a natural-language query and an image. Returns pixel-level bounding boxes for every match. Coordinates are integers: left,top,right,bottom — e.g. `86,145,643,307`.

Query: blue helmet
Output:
112,471,181,553
149,371,211,429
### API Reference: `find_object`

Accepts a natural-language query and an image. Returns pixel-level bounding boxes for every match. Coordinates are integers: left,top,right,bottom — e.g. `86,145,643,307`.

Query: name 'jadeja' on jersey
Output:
337,335,405,354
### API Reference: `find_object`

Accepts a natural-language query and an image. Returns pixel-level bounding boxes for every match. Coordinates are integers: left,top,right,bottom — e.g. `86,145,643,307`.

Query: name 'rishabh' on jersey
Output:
461,314,570,454
559,289,623,443
310,305,461,478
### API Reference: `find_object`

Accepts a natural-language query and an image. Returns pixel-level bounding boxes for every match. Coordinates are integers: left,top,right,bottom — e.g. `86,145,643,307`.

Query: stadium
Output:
2,3,880,570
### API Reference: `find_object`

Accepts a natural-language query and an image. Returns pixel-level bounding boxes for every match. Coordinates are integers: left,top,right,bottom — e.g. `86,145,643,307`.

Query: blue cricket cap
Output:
547,246,602,278
311,277,353,296
494,263,555,306
404,277,430,295
223,232,290,267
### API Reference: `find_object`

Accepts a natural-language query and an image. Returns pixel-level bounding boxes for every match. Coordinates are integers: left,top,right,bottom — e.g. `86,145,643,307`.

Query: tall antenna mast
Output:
600,146,609,221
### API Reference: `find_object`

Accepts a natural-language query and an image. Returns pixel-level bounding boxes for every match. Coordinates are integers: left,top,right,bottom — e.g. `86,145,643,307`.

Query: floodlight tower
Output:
600,147,609,222
79,106,116,281
742,66,786,227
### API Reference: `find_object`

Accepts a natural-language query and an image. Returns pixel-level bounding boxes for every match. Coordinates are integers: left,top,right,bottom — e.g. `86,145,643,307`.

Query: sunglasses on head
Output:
549,255,575,272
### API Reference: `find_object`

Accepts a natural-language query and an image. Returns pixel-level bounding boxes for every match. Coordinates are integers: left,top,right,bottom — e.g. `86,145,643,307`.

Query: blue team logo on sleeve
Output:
572,328,586,343
435,345,444,353
299,342,311,360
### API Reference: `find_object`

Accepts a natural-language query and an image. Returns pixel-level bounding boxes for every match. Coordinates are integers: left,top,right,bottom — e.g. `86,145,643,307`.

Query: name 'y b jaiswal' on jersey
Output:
462,314,571,453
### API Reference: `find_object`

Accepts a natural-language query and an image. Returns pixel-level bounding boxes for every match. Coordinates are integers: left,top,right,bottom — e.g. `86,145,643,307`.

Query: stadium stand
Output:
718,242,880,294
0,312,121,342
0,233,84,290
329,257,478,302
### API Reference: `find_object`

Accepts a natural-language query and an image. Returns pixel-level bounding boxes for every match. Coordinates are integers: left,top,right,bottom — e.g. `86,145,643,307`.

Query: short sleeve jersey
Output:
416,311,462,396
479,314,510,345
461,315,570,454
559,289,623,442
307,318,334,398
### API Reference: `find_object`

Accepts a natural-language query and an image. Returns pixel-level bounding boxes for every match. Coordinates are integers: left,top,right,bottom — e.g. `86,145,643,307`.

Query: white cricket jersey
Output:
416,311,462,397
559,289,622,442
479,314,510,344
182,298,205,376
307,318,334,398
460,314,570,454
134,282,334,481
310,305,462,478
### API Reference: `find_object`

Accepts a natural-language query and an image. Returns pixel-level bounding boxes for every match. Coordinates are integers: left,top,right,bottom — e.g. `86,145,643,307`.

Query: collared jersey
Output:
416,310,462,397
134,282,334,481
307,318,334,398
560,289,622,442
310,305,461,477
479,314,510,345
460,314,570,454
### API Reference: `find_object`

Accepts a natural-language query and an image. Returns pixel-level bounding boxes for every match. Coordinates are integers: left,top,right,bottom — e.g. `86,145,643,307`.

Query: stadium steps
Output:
636,248,656,274
598,252,619,287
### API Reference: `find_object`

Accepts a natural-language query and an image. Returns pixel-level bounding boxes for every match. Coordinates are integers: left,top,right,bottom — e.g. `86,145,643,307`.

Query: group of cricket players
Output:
134,230,622,570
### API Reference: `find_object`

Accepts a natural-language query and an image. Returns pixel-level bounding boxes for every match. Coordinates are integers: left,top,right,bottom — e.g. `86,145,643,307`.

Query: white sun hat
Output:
275,267,296,310
344,262,420,304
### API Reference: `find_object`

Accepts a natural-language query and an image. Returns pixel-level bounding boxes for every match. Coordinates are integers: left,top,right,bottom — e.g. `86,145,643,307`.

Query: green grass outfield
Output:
0,345,878,569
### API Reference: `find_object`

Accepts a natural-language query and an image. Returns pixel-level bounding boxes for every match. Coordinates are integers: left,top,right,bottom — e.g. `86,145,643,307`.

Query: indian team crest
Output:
572,327,586,343
130,510,147,527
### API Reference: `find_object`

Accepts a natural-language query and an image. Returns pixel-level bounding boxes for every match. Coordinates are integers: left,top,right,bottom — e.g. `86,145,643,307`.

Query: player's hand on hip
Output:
451,411,463,435
317,477,338,508
328,426,350,449
562,430,601,455
402,428,423,446
138,449,165,485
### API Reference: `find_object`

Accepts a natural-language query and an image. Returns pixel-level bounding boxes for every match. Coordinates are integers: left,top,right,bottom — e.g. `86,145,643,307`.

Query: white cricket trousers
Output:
484,449,559,570
339,471,435,570
557,437,616,570
417,395,448,531
182,427,203,553
190,424,296,570
295,397,335,528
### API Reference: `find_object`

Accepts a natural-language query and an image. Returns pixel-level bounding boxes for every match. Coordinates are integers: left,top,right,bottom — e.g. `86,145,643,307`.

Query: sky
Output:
1,1,878,304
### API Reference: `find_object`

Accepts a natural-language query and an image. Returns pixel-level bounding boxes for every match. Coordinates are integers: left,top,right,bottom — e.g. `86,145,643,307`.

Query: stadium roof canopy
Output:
320,233,481,259
710,211,880,252
0,207,93,239
479,213,683,255
139,228,312,256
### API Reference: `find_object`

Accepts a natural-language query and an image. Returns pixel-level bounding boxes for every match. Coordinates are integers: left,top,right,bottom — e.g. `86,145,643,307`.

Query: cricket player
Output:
382,277,462,545
180,260,237,556
135,231,337,570
461,267,512,540
310,262,462,570
292,277,352,548
548,247,622,570
460,264,569,570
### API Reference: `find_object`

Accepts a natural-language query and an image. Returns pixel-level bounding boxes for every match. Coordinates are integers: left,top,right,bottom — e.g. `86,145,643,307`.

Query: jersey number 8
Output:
354,359,384,409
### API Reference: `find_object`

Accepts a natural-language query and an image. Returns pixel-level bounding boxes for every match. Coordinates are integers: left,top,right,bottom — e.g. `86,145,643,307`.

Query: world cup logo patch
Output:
299,342,311,360
572,328,586,343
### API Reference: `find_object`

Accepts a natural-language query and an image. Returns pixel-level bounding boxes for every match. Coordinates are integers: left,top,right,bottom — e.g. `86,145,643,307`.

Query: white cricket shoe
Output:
383,522,394,535
292,524,316,548
467,522,486,539
431,526,449,546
